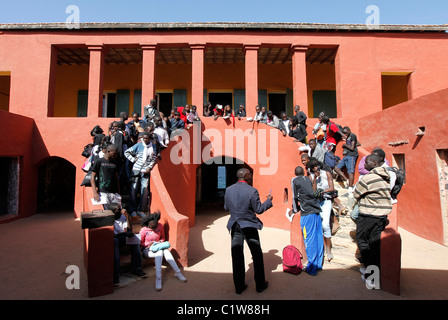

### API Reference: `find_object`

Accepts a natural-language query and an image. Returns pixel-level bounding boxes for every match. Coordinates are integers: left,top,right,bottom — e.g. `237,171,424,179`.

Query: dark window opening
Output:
268,93,286,117
0,74,11,112
103,92,117,118
381,73,410,110
208,92,233,110
156,92,173,116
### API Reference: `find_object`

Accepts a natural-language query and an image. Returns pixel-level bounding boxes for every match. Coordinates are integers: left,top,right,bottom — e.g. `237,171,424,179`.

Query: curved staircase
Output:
328,181,360,270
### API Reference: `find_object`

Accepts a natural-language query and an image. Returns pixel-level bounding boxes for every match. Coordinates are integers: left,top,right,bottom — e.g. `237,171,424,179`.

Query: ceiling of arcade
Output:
55,46,337,66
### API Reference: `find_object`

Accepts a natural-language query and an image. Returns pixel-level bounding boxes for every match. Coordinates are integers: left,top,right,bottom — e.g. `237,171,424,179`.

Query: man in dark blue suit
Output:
224,168,273,294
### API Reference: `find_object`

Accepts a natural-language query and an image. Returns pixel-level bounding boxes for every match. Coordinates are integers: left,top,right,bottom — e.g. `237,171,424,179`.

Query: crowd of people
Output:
292,111,396,290
82,99,194,289
81,99,396,292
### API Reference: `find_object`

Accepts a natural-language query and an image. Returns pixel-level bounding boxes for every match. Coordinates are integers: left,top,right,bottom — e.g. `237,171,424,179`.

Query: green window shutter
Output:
116,89,130,117
258,89,267,108
173,89,187,107
203,89,208,105
233,89,245,111
77,90,88,117
313,90,337,118
286,88,294,117
133,89,142,115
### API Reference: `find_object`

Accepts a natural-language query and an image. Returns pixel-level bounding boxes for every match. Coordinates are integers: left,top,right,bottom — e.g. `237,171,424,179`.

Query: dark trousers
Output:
356,214,388,276
114,237,142,281
230,223,265,292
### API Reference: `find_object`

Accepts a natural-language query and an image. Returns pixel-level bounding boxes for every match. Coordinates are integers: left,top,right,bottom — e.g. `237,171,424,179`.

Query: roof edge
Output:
0,22,447,32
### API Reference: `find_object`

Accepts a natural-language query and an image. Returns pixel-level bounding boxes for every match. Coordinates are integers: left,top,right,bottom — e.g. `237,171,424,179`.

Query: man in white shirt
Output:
278,112,290,136
153,115,170,148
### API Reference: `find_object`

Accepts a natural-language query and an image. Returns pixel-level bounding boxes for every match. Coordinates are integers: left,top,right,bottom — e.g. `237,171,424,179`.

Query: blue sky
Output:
1,0,447,25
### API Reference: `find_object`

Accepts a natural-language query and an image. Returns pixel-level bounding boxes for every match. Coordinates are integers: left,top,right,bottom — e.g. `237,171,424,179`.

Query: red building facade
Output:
1,23,448,269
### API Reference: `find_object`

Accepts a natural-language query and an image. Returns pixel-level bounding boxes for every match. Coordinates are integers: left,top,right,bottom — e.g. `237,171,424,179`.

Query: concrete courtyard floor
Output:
1,208,448,301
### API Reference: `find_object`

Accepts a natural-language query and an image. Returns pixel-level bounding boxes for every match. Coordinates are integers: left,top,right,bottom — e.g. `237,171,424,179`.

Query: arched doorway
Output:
37,157,76,213
196,156,253,210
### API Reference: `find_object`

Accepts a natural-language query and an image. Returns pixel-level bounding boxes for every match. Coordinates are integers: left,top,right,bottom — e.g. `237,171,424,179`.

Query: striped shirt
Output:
124,141,157,175
353,166,392,217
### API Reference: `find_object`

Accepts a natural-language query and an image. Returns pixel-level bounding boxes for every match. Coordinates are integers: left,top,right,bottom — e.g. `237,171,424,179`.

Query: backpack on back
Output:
282,245,303,275
387,167,406,199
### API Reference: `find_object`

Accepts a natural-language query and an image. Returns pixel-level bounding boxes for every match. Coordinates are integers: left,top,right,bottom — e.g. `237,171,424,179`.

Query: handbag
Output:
82,157,92,173
82,143,93,158
80,171,92,187
150,241,171,252
282,245,303,275
323,190,339,200
313,188,325,202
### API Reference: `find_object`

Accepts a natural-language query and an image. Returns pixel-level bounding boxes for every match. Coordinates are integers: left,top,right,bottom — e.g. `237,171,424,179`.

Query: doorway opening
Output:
436,149,448,245
156,92,173,116
102,91,117,118
37,157,76,213
196,156,253,209
208,92,233,110
268,92,286,117
0,157,19,217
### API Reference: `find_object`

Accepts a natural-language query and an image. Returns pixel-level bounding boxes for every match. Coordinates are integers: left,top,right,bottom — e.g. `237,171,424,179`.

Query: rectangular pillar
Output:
47,45,58,117
141,44,157,116
244,45,260,112
191,44,205,115
81,210,115,298
291,45,309,117
87,45,106,118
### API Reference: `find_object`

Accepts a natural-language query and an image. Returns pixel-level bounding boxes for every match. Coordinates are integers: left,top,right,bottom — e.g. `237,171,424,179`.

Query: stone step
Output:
326,184,361,268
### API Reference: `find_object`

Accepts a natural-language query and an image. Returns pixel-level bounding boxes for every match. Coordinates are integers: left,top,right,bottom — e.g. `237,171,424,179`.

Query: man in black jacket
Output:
224,168,273,294
291,166,324,275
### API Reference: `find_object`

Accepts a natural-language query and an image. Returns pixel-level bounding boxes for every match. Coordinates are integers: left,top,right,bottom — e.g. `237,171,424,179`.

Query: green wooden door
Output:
133,89,142,115
116,89,130,117
173,89,187,107
77,90,88,117
233,89,245,111
313,90,337,118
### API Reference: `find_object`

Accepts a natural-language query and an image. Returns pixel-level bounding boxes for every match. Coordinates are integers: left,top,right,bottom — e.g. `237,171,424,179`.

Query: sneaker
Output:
174,272,187,282
130,211,138,217
361,274,376,289
137,211,146,218
359,267,366,275
133,269,147,278
155,277,162,291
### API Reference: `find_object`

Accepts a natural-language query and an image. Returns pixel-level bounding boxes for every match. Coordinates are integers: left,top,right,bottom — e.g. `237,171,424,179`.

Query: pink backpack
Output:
282,245,303,275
